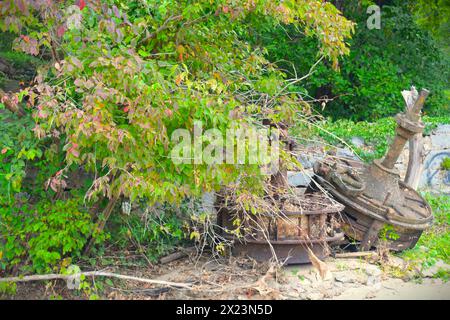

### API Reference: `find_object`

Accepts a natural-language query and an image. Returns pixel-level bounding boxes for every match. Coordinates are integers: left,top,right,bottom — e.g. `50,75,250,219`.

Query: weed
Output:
400,194,450,280
441,157,450,171
0,198,107,274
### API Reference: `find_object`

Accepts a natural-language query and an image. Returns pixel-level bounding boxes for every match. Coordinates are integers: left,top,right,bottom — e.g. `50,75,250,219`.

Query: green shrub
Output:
401,194,450,273
311,116,450,162
441,157,450,171
0,108,43,198
316,117,396,161
110,202,189,263
0,106,67,205
258,0,450,120
1,1,354,222
0,198,107,274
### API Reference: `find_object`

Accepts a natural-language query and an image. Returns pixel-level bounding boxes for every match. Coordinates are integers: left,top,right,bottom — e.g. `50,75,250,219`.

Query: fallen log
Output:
0,271,192,289
159,247,196,264
334,251,378,259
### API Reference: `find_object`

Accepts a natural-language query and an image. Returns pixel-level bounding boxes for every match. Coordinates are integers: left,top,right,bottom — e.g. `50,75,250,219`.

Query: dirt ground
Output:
5,253,450,300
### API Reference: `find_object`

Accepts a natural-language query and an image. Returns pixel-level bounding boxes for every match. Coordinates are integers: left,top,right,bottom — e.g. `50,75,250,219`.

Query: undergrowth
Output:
310,116,450,162
395,194,450,281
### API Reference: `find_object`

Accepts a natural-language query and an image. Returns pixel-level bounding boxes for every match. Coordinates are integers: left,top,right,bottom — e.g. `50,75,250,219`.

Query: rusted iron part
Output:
217,192,345,264
311,89,433,251
313,170,431,251
230,234,344,265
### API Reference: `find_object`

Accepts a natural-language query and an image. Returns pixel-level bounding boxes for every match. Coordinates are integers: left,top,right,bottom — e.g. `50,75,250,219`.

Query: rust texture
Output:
312,88,433,251
217,192,345,264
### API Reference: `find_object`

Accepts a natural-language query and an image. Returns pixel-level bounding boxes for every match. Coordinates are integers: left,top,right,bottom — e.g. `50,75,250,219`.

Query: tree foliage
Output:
0,0,354,205
258,0,449,120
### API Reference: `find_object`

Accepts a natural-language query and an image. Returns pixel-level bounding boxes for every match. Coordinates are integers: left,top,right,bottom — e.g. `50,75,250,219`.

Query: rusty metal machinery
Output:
311,89,433,251
217,191,345,264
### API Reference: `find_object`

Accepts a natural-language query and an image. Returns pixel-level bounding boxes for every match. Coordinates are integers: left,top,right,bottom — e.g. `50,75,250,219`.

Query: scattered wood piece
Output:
0,271,192,289
159,247,196,264
251,265,280,298
111,286,172,297
334,251,378,259
307,247,330,279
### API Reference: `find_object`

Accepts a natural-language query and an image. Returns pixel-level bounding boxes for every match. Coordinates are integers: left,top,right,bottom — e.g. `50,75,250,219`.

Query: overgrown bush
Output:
309,116,450,162
0,197,107,274
401,194,450,276
0,0,354,272
258,0,449,120
110,203,188,263
0,107,43,196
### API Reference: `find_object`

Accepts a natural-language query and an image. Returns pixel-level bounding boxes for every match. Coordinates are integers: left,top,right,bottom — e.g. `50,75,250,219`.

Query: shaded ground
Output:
4,253,450,300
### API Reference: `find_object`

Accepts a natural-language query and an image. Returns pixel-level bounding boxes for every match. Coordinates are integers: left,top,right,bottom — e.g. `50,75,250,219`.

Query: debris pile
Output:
312,88,433,251
218,88,434,264
218,192,344,264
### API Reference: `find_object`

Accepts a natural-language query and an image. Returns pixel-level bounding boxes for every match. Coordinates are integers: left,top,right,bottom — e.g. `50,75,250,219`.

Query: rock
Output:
387,256,406,269
382,278,404,290
351,136,365,148
287,283,306,294
287,170,313,187
365,268,382,290
309,271,323,283
336,148,359,160
365,291,378,299
297,276,312,286
334,274,356,284
334,275,352,284
419,150,450,192
366,276,381,287
430,125,450,149
297,155,315,169
305,292,324,300
366,265,382,277
323,271,334,282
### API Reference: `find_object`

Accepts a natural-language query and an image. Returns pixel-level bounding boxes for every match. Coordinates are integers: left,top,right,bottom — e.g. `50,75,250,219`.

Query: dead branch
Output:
334,251,378,259
0,88,26,117
159,247,196,264
0,271,192,289
307,247,329,279
83,194,119,255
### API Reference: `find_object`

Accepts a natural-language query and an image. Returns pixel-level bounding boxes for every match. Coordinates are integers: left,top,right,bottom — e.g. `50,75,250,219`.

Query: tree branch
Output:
0,271,192,289
140,15,183,45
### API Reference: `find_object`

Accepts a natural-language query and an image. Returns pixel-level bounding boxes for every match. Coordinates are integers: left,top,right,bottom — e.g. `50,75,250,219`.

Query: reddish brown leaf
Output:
78,0,86,11
57,25,65,38
164,108,173,118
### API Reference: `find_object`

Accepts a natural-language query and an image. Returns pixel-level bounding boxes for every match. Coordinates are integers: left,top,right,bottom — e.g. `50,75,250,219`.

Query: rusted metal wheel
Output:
312,158,433,251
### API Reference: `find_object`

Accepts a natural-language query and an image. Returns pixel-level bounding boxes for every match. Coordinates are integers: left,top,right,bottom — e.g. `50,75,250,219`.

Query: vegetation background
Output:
0,0,448,298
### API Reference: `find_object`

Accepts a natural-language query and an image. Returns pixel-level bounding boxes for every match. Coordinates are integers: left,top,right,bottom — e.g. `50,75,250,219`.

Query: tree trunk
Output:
404,133,425,190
